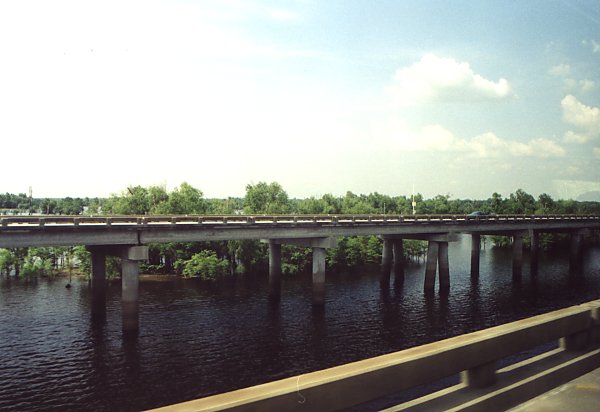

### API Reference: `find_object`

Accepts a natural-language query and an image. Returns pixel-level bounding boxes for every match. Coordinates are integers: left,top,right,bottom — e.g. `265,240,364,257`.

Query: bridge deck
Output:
510,366,600,411
1,213,598,228
1,214,599,248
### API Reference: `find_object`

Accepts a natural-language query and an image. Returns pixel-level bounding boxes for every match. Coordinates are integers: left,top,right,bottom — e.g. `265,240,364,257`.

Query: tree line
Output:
1,183,599,280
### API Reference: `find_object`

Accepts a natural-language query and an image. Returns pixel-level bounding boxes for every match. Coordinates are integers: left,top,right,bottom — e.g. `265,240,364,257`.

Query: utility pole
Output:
412,184,417,215
28,186,33,215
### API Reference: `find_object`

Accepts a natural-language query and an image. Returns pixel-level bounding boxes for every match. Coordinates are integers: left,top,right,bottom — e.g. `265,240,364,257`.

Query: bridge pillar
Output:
470,234,481,278
264,238,336,306
424,241,439,294
118,246,148,336
312,247,326,306
438,242,449,293
392,239,405,284
423,240,451,294
90,247,107,290
268,241,282,301
512,234,523,279
122,259,139,303
380,239,393,287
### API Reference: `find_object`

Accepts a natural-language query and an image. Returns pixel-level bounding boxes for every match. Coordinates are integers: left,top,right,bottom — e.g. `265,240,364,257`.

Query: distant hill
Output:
577,191,600,202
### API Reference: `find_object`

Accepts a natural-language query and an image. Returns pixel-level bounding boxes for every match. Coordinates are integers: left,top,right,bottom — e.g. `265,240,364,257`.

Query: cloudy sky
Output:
1,0,599,200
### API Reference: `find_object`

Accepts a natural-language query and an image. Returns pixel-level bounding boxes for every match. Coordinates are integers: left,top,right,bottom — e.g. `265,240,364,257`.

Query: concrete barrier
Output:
148,300,600,412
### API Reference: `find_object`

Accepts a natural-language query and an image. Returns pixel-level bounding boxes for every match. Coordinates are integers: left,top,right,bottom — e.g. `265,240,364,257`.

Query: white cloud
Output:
562,78,577,90
375,119,565,158
564,130,590,144
469,133,565,158
561,95,600,141
582,40,600,53
528,138,568,157
580,79,596,93
549,64,571,77
549,64,596,93
390,54,512,105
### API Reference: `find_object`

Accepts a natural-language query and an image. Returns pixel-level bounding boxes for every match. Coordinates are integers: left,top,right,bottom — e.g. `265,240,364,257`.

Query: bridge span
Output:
1,213,599,292
1,214,599,333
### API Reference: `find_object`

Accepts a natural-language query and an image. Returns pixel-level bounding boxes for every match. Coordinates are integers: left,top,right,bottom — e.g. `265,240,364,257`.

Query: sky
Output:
1,0,600,201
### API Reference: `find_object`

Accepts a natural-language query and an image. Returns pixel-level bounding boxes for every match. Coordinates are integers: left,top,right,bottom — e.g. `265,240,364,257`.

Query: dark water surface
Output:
1,236,600,411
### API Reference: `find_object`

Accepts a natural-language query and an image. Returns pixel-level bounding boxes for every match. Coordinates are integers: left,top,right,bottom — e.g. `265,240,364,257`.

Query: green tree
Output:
56,197,85,215
21,248,55,277
506,189,536,214
296,197,327,214
341,191,376,214
72,245,91,274
40,198,57,214
486,192,504,214
175,250,229,280
105,186,151,215
244,182,291,214
536,193,555,214
147,185,169,213
0,249,13,275
156,182,206,214
555,199,578,214
206,197,243,214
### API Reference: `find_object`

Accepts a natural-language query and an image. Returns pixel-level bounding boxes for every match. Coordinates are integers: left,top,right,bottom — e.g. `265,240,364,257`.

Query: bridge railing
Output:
1,214,599,229
151,300,600,412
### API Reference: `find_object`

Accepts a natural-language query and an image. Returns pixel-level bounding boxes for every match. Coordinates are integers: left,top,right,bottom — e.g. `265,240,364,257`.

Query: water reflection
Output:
90,285,107,326
122,301,139,338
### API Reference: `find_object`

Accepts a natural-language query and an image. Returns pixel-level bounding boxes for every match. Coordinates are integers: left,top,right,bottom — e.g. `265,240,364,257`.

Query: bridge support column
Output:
392,240,405,284
263,237,336,307
122,259,139,303
268,241,282,301
512,234,523,279
119,246,148,336
422,235,456,294
471,234,480,278
438,242,449,293
380,239,393,287
424,241,439,294
312,247,326,306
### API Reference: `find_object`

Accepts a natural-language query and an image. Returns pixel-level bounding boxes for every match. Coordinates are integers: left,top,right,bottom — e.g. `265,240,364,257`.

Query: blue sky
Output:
1,0,599,200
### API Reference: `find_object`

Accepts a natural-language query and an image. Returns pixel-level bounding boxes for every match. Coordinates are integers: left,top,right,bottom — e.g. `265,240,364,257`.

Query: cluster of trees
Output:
0,193,98,216
1,183,599,280
0,246,89,278
0,193,31,210
3,184,598,217
292,189,600,216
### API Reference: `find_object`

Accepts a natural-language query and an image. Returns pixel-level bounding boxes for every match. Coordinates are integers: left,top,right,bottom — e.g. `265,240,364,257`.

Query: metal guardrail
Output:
0,214,599,229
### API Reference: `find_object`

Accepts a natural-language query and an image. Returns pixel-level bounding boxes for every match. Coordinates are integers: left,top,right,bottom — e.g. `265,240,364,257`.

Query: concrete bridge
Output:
1,214,599,333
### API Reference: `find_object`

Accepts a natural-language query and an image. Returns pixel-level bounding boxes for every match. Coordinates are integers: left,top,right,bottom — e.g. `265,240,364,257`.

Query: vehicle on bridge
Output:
466,211,492,219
